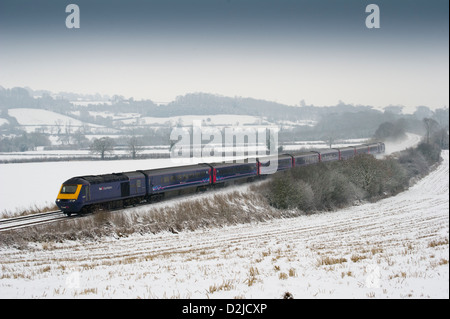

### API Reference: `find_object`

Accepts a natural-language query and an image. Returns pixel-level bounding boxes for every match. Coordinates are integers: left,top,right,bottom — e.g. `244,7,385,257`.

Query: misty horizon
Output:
0,84,446,116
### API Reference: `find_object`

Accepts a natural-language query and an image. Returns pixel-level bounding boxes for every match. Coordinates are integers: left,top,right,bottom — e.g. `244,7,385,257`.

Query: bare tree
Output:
423,118,439,144
73,129,89,148
432,128,449,149
59,121,73,145
90,137,115,159
322,135,335,148
54,119,63,137
127,135,143,159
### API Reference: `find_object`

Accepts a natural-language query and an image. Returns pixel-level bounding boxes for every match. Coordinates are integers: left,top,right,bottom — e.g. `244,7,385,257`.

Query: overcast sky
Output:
0,0,448,112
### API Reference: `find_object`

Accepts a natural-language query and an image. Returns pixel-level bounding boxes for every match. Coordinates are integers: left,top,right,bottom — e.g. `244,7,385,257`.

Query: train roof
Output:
63,177,90,185
336,146,356,150
122,171,145,179
141,163,211,176
317,148,339,154
63,173,129,185
257,154,293,161
80,173,129,184
208,161,258,168
288,151,319,158
365,142,381,147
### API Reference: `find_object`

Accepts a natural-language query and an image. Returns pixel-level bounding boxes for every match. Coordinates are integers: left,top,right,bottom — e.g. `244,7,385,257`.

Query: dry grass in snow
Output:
0,151,448,299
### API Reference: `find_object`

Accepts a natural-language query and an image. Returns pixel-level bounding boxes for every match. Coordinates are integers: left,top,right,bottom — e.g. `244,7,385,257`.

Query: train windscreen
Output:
61,185,78,194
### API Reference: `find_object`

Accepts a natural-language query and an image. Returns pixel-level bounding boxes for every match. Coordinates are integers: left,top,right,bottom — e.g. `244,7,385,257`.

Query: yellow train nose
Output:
57,184,82,200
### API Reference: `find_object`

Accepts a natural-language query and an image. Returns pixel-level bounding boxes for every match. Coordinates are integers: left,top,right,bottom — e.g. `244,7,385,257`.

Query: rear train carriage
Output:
366,143,381,154
378,142,385,153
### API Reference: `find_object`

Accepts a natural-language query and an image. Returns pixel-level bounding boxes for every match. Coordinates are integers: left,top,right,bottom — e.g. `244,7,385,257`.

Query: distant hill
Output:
161,93,308,120
1,85,447,143
0,86,375,122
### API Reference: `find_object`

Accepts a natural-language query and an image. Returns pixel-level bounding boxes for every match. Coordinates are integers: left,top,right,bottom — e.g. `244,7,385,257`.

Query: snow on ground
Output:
0,151,447,298
7,108,99,129
383,133,422,155
122,114,263,126
0,146,168,162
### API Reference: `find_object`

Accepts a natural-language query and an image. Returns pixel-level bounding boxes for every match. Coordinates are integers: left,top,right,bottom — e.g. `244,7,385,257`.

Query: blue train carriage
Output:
141,164,212,201
292,151,320,167
367,142,385,157
56,171,146,215
257,154,293,176
209,161,258,187
336,146,356,160
317,149,340,162
354,144,370,155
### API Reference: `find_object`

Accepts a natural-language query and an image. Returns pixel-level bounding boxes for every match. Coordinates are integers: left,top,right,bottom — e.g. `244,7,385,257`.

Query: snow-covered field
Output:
0,146,169,162
8,108,90,128
123,114,263,126
0,142,447,298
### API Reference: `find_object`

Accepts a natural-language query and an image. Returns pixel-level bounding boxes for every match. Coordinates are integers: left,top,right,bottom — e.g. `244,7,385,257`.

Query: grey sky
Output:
0,0,448,111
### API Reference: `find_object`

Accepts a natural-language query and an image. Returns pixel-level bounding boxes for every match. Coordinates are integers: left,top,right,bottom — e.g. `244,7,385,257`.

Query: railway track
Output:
0,185,236,232
0,210,69,232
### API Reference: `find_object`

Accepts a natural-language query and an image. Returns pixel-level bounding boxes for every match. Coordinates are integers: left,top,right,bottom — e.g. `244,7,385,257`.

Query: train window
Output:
61,185,77,194
297,155,319,165
136,180,141,188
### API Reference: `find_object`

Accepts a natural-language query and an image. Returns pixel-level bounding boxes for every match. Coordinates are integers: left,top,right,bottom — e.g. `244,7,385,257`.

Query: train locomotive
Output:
56,142,385,216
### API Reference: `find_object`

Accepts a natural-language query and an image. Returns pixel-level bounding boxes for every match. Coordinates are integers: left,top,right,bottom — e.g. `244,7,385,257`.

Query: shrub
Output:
325,171,353,207
264,174,314,211
342,154,385,198
380,156,408,195
416,142,441,164
374,121,406,141
398,147,430,179
265,163,362,211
